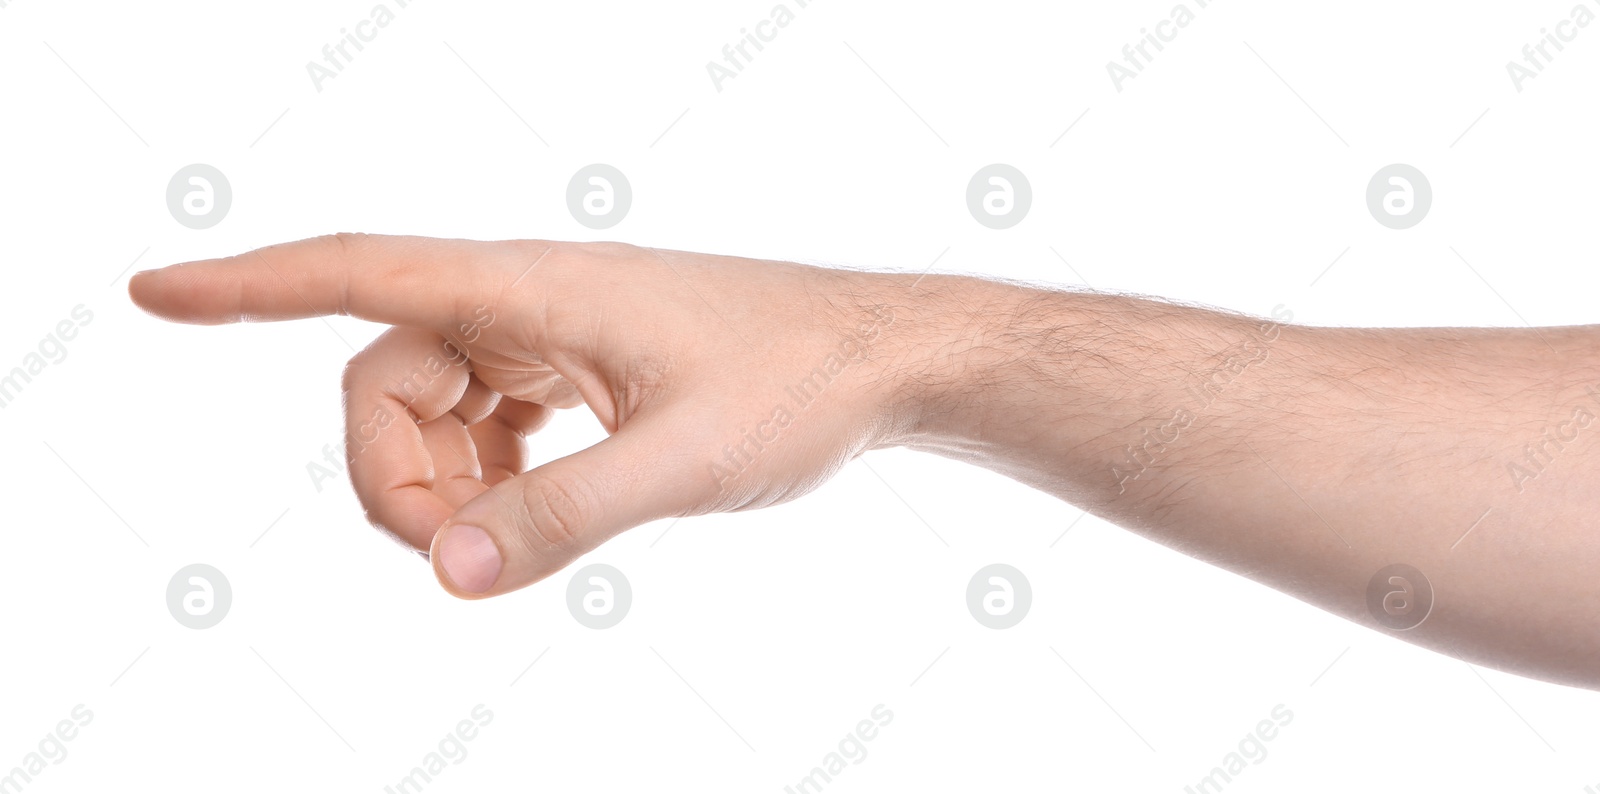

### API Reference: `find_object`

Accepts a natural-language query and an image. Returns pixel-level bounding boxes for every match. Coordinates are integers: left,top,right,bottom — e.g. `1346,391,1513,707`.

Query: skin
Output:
129,233,1600,691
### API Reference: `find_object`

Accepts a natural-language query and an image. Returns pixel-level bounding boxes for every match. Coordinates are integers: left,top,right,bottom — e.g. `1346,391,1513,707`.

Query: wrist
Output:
873,275,1301,499
860,272,1035,452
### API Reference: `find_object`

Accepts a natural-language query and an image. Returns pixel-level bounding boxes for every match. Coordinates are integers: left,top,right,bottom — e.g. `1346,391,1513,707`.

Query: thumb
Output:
429,418,706,599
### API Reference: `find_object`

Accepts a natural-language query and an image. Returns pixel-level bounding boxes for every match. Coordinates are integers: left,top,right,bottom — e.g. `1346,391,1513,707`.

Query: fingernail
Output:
438,524,502,594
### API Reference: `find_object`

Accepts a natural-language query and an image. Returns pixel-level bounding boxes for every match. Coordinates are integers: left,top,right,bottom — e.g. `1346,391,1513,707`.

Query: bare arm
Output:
130,236,1600,691
894,274,1600,690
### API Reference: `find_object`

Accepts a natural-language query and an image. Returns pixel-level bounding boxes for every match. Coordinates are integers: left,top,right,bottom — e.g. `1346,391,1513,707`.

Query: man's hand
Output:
130,234,932,598
132,233,1600,691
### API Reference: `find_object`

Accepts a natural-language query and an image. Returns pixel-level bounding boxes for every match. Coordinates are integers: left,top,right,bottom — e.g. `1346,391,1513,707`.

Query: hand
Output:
129,233,1600,689
130,234,923,598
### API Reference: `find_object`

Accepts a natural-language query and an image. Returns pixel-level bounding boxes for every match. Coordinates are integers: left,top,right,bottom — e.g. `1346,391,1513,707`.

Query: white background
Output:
3,1,1599,791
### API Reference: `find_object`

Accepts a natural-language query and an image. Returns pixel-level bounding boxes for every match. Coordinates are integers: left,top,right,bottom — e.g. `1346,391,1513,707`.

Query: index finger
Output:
127,233,538,332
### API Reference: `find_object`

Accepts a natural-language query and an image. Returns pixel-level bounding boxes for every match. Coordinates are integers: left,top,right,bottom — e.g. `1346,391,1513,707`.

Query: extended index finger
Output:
128,233,540,332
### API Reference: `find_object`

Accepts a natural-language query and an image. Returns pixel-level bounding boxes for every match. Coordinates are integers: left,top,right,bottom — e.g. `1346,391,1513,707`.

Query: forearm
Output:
888,273,1600,690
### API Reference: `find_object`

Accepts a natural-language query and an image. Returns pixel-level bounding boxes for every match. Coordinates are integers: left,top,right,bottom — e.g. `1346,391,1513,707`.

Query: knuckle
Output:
550,241,639,278
511,238,566,263
340,345,383,393
328,232,371,258
586,241,640,258
339,354,366,393
318,233,375,316
517,474,590,553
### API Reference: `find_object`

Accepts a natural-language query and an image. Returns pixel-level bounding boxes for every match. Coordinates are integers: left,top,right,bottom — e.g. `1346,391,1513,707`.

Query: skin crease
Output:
128,233,1600,691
